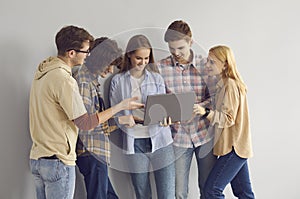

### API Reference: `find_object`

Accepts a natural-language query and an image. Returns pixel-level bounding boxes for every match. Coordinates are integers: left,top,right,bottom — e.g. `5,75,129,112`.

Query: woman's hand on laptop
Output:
118,115,135,127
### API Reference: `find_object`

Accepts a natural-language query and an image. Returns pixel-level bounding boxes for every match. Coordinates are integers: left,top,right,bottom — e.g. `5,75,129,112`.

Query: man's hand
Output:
120,97,144,110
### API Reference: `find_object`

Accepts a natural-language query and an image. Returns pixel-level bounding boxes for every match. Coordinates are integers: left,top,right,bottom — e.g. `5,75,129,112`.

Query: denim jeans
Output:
204,149,255,199
128,138,175,199
30,158,75,199
174,140,217,199
76,153,118,199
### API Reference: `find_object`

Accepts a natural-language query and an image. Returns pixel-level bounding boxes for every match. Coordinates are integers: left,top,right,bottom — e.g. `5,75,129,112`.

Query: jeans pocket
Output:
40,159,67,183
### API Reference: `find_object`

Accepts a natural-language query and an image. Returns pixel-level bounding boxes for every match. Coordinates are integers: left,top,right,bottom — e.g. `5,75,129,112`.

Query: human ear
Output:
67,50,76,58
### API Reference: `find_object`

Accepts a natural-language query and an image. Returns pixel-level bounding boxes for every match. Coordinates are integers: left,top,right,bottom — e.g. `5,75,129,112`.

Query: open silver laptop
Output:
143,91,196,125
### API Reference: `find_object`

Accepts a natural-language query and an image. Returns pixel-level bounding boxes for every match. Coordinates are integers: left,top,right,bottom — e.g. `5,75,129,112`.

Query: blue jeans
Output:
128,138,175,199
204,149,255,199
174,140,217,199
30,158,75,199
76,153,118,199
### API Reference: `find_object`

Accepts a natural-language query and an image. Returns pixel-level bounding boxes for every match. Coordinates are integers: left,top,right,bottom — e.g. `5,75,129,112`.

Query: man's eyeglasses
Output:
68,49,90,55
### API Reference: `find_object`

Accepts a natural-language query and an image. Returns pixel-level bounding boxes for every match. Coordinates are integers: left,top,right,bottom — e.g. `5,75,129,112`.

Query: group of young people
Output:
29,20,255,199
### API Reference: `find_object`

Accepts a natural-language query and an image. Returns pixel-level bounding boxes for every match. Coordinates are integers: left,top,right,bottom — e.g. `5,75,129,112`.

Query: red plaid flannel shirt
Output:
157,52,216,148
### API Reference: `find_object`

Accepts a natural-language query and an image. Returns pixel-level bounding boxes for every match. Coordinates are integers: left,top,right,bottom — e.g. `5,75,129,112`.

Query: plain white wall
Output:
0,0,299,198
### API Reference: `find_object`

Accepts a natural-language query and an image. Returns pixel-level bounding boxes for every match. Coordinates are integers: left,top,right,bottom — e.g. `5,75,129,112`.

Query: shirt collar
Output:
124,68,150,78
171,50,196,69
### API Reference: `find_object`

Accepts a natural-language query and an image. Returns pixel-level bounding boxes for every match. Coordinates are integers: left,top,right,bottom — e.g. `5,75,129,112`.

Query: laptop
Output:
143,91,196,125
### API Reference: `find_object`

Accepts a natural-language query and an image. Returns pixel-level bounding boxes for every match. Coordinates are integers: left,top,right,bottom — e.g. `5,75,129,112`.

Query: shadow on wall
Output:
0,39,34,198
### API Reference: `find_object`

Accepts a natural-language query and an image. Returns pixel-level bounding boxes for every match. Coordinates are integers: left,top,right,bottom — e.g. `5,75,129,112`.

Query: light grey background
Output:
0,0,298,198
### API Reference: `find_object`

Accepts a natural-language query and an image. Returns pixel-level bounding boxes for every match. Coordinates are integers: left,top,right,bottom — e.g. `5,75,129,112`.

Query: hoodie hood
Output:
34,56,71,80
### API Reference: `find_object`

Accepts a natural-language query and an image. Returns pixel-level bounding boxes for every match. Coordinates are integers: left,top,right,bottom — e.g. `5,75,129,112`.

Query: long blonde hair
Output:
209,45,247,94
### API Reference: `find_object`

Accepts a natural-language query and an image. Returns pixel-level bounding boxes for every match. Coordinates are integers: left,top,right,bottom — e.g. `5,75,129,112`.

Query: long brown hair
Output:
209,45,247,94
120,34,158,73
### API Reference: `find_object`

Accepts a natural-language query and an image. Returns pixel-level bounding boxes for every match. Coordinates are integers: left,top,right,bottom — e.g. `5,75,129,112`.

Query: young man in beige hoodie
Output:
29,25,143,199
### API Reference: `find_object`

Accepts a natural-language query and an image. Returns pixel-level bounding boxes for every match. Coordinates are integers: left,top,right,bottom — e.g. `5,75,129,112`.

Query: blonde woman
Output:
194,45,255,198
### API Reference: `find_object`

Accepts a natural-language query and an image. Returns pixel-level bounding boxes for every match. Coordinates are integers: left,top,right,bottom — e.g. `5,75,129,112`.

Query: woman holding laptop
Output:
109,34,175,199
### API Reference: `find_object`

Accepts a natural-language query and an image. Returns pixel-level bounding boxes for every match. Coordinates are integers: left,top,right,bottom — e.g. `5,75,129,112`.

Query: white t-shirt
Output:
130,74,149,138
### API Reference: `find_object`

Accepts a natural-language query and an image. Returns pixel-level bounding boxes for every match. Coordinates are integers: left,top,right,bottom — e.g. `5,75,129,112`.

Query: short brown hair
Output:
164,20,192,42
55,25,94,56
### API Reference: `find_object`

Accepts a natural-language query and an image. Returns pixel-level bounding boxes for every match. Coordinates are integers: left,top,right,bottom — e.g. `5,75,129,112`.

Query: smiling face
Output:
128,48,151,76
206,52,225,76
167,39,192,64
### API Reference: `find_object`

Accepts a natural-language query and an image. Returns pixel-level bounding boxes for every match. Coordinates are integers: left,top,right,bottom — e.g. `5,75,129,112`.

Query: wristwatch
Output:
201,108,210,119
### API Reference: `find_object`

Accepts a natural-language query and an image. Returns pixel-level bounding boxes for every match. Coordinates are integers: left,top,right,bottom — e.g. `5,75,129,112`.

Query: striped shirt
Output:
157,52,216,148
73,65,110,164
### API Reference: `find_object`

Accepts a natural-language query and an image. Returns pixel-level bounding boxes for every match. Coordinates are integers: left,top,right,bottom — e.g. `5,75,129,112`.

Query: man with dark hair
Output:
72,37,123,199
157,20,217,199
29,26,142,199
